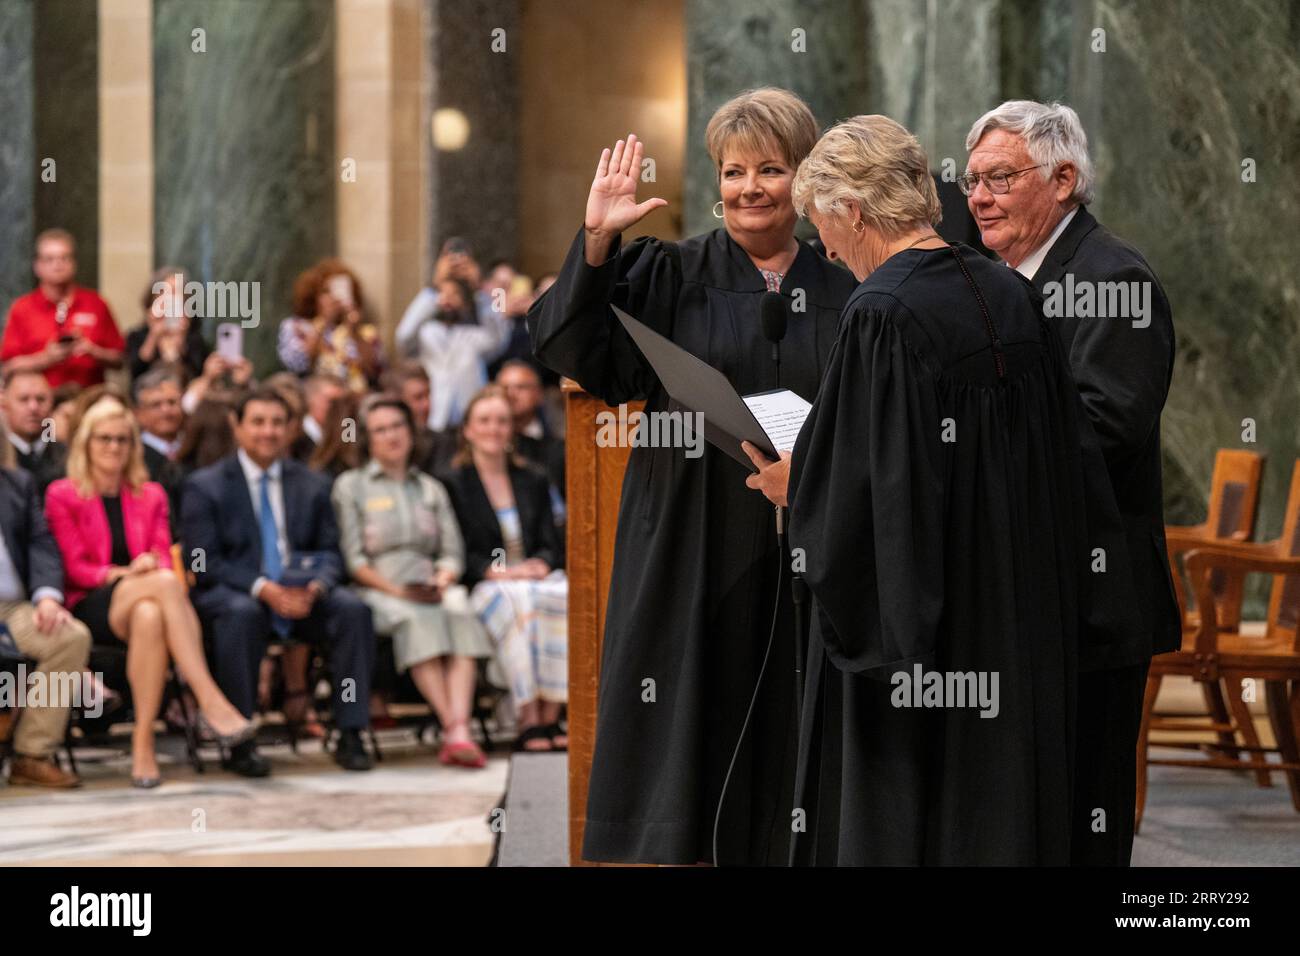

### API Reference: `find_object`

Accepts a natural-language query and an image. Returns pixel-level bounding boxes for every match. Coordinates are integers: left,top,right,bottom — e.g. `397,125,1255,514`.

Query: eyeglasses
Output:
91,434,132,447
957,164,1044,196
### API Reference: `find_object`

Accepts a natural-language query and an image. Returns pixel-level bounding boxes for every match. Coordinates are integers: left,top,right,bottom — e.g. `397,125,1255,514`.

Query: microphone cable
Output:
712,522,786,867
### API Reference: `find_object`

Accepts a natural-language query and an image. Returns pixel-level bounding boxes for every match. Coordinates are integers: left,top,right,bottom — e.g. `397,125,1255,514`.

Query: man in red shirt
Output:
1,229,124,388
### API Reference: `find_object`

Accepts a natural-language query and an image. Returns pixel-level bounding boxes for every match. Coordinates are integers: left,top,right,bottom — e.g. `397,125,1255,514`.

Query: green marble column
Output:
683,0,869,238
153,0,335,377
865,0,1004,176
427,0,520,271
34,0,100,290
1080,0,1300,543
0,0,35,324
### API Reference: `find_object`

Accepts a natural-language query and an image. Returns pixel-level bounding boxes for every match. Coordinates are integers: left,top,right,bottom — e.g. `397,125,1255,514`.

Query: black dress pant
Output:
192,585,375,730
1071,660,1150,865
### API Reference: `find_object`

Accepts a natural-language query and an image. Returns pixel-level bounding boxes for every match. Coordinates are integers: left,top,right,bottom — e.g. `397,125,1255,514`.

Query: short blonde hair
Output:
705,87,819,174
66,398,150,496
792,115,942,239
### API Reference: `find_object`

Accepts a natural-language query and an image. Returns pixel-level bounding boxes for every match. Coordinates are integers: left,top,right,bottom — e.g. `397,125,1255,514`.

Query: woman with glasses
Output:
332,395,493,768
45,398,253,787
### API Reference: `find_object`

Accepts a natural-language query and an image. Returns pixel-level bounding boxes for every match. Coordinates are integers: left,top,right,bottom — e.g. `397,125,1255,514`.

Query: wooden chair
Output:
1137,460,1300,829
1165,449,1264,632
1155,449,1265,776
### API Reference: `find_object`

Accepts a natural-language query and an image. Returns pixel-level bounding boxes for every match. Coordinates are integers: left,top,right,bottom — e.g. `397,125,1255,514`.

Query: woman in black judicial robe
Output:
528,89,856,865
745,116,1117,864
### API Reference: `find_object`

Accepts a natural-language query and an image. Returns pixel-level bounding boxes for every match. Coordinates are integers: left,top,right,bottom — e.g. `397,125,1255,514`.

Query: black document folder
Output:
612,305,782,470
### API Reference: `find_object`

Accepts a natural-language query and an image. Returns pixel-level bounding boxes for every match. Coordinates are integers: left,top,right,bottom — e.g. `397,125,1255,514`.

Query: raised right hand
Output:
584,133,667,264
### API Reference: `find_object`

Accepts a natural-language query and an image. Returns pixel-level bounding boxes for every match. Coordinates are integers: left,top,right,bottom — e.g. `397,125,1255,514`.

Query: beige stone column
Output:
336,0,427,348
98,0,153,331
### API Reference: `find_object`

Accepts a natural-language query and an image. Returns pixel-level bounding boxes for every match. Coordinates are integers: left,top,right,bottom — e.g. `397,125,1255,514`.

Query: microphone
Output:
759,290,787,374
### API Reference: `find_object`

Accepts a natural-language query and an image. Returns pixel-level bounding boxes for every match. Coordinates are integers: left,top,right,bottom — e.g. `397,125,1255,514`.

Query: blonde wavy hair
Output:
792,114,942,239
705,87,819,174
66,397,150,496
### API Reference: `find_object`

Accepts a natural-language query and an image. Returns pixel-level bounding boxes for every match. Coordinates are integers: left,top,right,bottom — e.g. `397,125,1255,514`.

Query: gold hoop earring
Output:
712,201,725,219
852,219,865,234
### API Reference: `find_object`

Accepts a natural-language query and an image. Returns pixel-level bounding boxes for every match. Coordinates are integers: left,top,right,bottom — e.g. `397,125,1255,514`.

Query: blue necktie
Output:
260,472,290,637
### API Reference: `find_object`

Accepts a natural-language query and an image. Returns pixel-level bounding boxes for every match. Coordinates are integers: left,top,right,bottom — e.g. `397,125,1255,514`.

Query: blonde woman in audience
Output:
45,399,253,787
439,387,567,753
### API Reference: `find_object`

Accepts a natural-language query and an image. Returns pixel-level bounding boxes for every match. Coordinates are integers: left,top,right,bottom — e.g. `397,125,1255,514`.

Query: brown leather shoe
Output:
8,754,81,788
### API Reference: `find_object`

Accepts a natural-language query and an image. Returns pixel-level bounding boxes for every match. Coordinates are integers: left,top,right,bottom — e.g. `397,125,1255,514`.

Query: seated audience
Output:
396,244,512,432
0,423,91,788
484,266,549,384
0,228,124,388
333,396,493,768
1,368,67,497
132,368,187,526
180,386,376,776
291,374,347,462
496,359,565,504
125,266,210,383
308,390,363,481
278,260,383,391
181,349,254,416
380,361,457,477
175,391,240,478
49,382,82,444
440,387,567,752
44,399,253,787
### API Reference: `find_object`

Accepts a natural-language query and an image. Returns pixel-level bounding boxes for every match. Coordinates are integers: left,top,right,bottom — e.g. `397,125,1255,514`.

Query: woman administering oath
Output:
529,88,855,865
744,115,1114,864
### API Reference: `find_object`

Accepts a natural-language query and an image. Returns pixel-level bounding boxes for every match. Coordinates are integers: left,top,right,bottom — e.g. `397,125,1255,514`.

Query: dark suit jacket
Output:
289,432,317,464
142,443,184,532
513,423,565,502
12,439,66,500
0,466,64,598
439,461,562,589
1032,205,1182,667
412,427,459,479
180,454,342,597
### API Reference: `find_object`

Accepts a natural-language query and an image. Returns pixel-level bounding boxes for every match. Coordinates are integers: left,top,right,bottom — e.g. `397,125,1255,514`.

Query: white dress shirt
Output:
301,415,323,446
237,448,288,598
1011,206,1079,281
141,431,180,460
395,288,513,431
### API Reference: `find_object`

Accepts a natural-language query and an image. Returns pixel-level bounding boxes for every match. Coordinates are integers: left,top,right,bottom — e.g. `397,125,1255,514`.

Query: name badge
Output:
73,312,97,328
364,496,395,512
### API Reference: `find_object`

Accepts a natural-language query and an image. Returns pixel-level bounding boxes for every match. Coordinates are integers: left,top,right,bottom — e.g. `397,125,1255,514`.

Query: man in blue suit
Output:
181,386,374,776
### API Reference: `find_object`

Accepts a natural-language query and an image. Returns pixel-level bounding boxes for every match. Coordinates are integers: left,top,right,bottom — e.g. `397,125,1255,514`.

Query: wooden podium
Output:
563,379,642,866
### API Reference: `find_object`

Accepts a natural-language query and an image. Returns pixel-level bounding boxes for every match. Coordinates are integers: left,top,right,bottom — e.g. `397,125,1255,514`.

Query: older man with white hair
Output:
963,100,1180,866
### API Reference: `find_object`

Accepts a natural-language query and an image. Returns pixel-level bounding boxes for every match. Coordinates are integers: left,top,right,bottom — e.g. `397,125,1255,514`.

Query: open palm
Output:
585,133,668,236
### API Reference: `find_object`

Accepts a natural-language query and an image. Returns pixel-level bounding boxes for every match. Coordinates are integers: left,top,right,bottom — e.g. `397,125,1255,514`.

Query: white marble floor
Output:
0,732,508,866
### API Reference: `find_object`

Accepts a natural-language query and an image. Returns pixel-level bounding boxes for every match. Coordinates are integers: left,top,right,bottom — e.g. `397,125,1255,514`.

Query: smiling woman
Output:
44,398,254,788
528,87,857,866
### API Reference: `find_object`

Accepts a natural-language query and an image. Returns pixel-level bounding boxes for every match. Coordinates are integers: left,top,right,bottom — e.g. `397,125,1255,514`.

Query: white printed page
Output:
743,389,812,453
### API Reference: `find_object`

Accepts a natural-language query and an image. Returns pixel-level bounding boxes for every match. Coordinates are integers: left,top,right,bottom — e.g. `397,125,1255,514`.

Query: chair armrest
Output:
1185,546,1300,647
1164,524,1211,554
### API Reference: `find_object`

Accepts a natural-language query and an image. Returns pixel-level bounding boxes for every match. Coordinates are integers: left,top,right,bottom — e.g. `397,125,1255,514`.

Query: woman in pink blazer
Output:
45,398,253,787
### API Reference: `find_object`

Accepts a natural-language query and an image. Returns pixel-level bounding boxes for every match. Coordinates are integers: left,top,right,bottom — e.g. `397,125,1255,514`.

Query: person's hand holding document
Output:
740,388,810,507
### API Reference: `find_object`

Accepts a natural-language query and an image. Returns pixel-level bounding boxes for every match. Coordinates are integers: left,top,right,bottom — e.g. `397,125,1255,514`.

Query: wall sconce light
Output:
432,108,470,151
